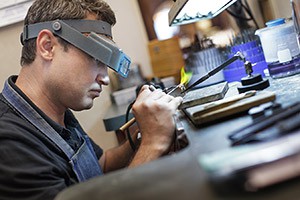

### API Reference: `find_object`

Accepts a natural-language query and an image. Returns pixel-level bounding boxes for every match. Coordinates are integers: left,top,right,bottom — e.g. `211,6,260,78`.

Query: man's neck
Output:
16,67,66,126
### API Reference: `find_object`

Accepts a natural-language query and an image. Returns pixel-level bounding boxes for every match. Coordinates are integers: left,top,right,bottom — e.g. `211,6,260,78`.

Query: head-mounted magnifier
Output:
20,19,131,77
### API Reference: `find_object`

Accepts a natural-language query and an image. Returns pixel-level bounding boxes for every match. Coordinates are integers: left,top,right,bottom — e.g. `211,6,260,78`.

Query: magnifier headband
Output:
21,19,131,77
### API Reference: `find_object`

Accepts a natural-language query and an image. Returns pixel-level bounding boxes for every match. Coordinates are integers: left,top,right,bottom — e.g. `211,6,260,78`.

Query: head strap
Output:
20,19,130,77
21,19,112,44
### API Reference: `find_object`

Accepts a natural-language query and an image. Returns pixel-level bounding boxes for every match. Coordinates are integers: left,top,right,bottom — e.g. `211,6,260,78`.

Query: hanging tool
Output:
181,51,246,93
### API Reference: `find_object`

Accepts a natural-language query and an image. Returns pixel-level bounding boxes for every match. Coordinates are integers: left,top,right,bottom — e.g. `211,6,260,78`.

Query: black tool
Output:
237,61,270,93
181,52,270,94
229,101,300,146
181,52,246,93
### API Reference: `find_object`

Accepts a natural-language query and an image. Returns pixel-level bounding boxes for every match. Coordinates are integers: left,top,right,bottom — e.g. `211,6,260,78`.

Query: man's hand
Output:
131,85,183,159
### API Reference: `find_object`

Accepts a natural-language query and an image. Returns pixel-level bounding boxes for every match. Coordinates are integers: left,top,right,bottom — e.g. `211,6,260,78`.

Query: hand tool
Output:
118,84,185,132
181,51,246,93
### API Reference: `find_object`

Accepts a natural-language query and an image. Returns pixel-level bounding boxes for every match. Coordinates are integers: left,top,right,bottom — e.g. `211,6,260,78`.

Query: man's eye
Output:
94,59,101,65
94,59,106,68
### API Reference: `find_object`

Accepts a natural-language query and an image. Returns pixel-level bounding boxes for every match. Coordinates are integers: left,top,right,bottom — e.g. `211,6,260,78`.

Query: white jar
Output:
255,18,300,78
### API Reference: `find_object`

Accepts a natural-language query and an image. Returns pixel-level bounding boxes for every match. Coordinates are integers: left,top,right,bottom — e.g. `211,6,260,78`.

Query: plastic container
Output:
255,18,300,78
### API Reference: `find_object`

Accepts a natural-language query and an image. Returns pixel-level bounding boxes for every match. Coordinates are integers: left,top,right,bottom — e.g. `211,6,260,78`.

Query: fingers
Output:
138,85,164,100
169,96,183,109
137,84,183,109
137,85,159,99
138,85,151,93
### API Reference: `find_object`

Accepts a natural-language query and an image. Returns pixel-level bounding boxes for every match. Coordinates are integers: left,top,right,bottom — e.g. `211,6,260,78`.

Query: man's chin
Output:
71,102,94,111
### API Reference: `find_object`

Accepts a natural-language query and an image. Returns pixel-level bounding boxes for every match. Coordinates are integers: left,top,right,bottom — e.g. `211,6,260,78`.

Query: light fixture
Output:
168,0,239,26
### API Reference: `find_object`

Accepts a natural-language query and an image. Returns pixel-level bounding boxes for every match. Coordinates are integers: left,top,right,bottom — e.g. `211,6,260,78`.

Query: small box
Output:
148,37,184,83
111,86,137,106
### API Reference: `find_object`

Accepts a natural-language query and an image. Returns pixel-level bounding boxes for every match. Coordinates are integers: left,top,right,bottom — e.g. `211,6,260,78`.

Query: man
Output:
0,0,183,199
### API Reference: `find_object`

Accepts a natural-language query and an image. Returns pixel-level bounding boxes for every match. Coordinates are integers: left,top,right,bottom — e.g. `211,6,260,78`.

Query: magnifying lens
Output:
21,19,131,77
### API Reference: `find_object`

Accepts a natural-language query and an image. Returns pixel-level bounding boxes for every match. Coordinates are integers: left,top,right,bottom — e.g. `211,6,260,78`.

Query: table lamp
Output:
168,0,239,26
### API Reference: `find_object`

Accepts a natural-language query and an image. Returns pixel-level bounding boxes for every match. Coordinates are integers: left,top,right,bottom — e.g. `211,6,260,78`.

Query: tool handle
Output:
119,117,136,132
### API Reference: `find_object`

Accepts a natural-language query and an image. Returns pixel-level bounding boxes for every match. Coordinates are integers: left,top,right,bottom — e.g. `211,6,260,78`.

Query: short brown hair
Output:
20,0,116,66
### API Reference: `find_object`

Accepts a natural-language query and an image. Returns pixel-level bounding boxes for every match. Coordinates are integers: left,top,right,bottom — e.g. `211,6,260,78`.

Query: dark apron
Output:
1,79,103,182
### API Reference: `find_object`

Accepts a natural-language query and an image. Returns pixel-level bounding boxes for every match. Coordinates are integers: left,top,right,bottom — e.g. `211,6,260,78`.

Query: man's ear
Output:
36,30,57,61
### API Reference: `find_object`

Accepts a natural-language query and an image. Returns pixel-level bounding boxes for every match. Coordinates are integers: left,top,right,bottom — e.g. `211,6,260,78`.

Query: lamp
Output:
169,0,239,26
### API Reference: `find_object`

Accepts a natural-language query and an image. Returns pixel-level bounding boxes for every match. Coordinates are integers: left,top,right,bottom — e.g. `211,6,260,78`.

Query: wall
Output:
270,0,292,19
0,22,22,85
0,0,151,151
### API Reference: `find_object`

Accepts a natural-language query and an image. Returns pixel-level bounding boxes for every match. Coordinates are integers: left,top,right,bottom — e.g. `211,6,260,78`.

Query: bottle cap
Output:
265,18,285,27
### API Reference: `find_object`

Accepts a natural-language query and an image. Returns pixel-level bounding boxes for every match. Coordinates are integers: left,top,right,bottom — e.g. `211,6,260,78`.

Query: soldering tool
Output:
119,83,185,133
120,51,247,132
181,51,246,93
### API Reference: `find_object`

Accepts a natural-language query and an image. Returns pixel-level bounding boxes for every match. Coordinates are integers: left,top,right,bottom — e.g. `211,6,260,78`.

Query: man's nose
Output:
96,72,110,86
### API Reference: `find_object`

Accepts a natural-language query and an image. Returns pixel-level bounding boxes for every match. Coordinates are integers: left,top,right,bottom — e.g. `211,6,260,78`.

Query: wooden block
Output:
180,82,229,109
184,90,276,126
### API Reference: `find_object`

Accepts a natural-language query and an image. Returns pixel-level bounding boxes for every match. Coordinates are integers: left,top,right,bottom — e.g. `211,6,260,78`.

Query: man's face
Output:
44,42,110,111
43,13,112,112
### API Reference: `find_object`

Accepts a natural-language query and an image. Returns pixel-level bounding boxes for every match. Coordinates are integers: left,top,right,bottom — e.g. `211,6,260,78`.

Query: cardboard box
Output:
148,37,184,83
